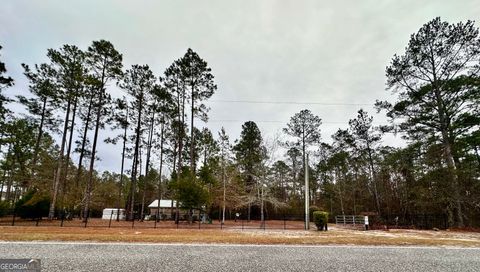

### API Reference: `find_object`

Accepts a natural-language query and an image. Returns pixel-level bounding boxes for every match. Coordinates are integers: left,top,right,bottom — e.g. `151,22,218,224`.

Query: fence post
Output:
343,215,346,226
198,216,201,230
131,213,135,229
11,208,16,226
60,210,65,227
109,210,113,228
284,215,286,230
84,212,88,228
36,217,40,227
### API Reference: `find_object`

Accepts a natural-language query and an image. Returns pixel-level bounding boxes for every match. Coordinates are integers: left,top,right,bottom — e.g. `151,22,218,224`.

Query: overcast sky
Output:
1,0,479,173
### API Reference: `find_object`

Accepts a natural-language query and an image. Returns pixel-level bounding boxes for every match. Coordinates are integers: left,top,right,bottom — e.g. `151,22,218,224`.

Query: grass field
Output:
1,224,479,247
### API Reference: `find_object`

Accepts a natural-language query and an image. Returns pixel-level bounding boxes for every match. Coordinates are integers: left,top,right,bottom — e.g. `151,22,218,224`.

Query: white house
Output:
147,199,202,220
148,199,177,219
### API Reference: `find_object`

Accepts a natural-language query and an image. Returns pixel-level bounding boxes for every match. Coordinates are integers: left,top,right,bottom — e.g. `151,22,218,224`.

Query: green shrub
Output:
0,201,10,217
309,206,320,219
313,211,329,231
15,190,50,219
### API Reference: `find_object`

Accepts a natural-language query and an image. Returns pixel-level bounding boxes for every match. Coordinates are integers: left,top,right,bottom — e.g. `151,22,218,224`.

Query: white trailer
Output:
102,208,126,220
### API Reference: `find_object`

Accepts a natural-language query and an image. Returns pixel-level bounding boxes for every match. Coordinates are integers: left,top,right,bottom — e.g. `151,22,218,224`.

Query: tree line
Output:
0,17,478,227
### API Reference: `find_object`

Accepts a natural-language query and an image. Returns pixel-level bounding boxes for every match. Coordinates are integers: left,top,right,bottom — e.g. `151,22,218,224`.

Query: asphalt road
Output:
0,242,479,272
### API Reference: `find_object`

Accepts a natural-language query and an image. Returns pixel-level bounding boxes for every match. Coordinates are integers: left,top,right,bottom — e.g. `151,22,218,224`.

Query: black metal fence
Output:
0,209,310,230
0,207,450,231
369,214,449,230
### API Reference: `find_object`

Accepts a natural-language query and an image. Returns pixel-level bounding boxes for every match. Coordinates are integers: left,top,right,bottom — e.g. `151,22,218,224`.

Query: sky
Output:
1,0,479,173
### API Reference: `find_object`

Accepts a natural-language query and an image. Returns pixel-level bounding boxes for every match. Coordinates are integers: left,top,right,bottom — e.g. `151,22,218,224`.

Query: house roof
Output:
148,199,176,208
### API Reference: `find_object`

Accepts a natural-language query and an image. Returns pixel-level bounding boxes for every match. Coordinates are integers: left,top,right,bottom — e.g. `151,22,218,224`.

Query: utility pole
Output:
156,112,165,222
260,181,266,229
305,154,310,230
222,152,226,225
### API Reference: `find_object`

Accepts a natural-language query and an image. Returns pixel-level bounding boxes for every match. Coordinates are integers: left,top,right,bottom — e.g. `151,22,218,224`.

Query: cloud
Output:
1,0,479,172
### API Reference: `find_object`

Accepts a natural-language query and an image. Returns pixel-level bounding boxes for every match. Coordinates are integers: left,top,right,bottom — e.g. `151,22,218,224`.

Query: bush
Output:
87,208,103,218
0,201,10,217
15,190,50,219
313,211,329,231
309,206,320,219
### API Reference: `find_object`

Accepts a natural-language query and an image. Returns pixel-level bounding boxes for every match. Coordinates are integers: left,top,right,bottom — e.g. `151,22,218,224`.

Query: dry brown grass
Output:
1,225,479,247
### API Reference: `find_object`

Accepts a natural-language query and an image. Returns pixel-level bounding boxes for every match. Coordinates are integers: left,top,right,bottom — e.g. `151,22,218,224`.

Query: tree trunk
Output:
60,95,78,210
1,144,12,201
126,147,138,220
190,86,195,173
5,153,15,204
156,114,165,221
83,90,103,223
291,157,297,197
366,142,381,216
177,87,186,174
353,169,359,215
49,98,71,219
336,169,345,216
474,145,480,171
140,110,155,222
117,106,128,221
127,95,143,220
434,85,464,227
172,138,177,175
222,149,226,224
0,168,6,202
75,92,94,187
31,97,48,182
443,135,464,227
260,184,264,228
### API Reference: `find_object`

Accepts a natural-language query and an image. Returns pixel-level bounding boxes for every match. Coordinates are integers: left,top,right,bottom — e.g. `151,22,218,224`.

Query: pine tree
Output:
47,45,85,219
379,18,480,226
348,109,382,215
177,49,217,173
233,121,266,221
19,63,59,182
0,45,14,148
119,64,156,220
283,109,322,172
83,40,122,221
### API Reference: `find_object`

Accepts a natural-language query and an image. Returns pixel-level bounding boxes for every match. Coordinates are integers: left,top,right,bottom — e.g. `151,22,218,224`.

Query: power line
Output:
207,119,390,125
208,119,283,123
208,99,373,106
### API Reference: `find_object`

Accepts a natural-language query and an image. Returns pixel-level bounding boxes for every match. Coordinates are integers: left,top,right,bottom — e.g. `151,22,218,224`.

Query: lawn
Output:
1,225,479,247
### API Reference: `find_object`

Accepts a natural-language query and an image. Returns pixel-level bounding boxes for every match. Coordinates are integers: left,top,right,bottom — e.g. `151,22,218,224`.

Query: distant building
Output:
148,199,200,220
102,208,126,220
148,199,177,219
0,186,7,201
